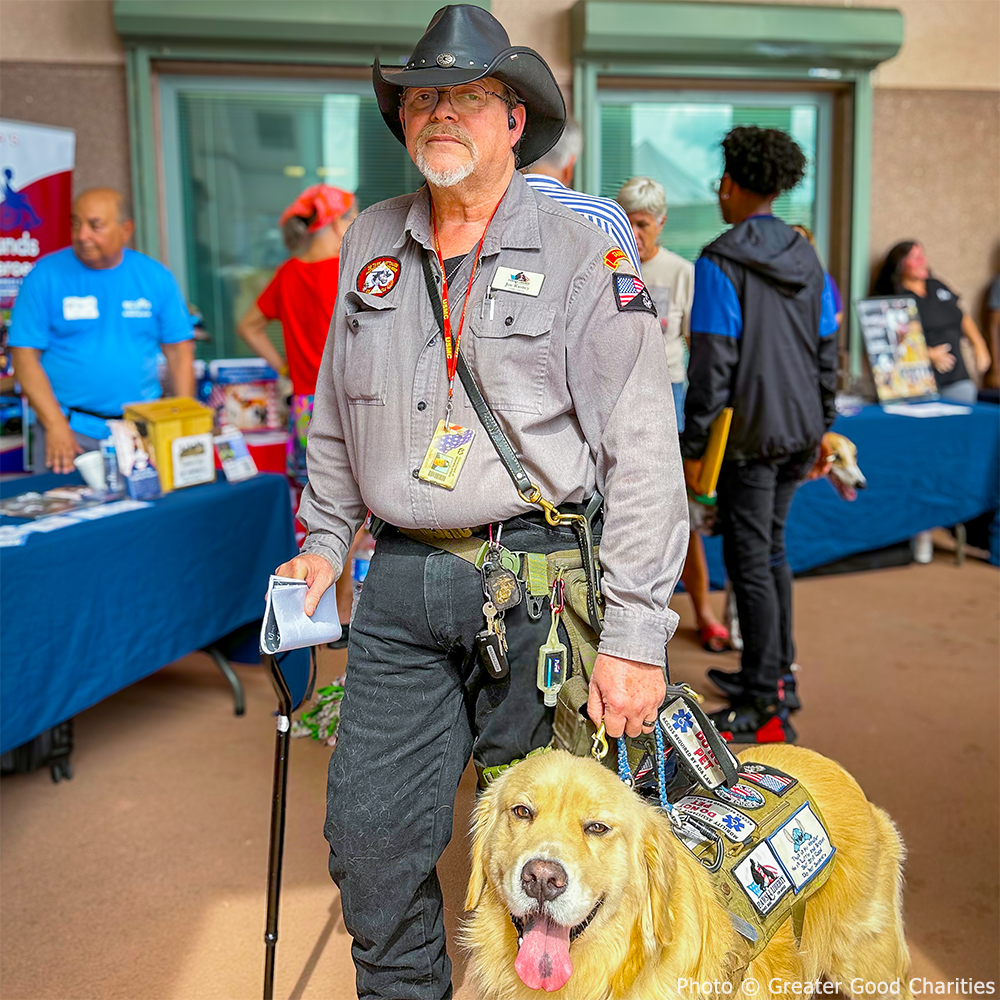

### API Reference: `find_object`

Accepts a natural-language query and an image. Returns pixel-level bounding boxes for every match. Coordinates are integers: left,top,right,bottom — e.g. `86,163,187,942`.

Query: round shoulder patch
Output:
357,257,401,297
936,287,952,301
603,247,629,271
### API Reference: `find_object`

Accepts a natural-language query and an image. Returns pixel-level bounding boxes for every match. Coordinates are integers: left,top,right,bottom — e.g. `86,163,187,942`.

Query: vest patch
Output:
733,841,793,915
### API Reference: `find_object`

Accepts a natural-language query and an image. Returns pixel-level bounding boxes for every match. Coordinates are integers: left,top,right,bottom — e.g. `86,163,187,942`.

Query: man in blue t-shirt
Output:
9,187,194,472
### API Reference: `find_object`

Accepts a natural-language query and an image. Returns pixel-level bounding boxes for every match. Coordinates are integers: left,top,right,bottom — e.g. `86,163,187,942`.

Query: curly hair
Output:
722,126,807,197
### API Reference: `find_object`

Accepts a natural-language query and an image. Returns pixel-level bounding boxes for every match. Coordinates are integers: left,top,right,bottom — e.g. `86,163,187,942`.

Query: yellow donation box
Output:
123,397,215,492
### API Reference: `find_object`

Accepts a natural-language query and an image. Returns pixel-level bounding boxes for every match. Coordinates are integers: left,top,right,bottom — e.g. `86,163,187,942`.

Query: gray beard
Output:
416,146,479,188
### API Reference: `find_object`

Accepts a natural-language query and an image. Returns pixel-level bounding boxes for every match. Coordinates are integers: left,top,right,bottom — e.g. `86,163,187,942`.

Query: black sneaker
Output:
708,668,801,713
708,699,797,744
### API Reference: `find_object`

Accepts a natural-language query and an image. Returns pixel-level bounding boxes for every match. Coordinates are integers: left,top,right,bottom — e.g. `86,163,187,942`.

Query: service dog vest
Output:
676,761,836,965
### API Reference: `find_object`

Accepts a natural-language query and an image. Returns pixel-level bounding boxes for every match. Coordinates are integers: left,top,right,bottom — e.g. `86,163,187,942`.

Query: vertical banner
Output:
0,119,76,310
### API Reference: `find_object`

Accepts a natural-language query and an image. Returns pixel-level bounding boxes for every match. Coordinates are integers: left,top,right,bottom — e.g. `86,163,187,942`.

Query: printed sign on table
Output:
0,119,75,309
856,296,938,403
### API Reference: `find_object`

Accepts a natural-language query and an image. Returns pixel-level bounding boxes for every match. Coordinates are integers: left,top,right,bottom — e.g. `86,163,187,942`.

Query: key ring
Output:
591,720,609,761
550,574,565,614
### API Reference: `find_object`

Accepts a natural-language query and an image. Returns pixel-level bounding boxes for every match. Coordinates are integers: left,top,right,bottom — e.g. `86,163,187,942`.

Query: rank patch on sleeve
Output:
357,256,401,297
603,247,628,271
611,273,656,316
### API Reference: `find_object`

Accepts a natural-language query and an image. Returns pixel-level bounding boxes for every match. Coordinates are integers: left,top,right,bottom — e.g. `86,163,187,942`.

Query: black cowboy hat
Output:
373,4,565,166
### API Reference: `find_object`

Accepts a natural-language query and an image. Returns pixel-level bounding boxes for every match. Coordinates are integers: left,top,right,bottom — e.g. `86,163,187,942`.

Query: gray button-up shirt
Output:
298,171,688,665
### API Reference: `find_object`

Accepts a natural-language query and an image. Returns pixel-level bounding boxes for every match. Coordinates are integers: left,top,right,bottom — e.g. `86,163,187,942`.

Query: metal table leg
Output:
206,646,246,716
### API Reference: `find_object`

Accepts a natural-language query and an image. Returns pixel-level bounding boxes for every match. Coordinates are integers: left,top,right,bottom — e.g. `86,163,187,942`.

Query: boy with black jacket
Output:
681,126,838,743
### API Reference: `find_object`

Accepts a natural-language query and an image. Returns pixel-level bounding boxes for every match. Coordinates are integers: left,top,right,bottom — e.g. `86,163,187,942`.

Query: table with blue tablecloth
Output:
703,402,1000,587
1,471,304,755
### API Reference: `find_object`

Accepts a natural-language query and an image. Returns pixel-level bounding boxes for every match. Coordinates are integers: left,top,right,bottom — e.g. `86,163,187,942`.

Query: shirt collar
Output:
395,170,542,255
523,172,567,191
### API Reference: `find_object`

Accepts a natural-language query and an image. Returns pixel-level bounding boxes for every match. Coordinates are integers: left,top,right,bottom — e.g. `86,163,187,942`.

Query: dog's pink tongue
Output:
515,914,573,992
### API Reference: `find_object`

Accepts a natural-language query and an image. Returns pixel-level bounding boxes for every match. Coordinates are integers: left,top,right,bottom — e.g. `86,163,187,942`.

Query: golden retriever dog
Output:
463,745,908,999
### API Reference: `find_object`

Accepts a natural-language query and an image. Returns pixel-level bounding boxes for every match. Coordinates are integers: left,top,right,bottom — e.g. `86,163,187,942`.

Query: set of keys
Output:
475,531,522,680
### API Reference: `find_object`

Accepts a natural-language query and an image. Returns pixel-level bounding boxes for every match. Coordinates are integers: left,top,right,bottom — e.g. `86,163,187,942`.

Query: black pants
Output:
717,451,815,701
325,518,590,1000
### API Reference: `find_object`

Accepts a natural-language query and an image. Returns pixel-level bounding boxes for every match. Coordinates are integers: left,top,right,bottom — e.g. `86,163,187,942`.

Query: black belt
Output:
373,503,603,543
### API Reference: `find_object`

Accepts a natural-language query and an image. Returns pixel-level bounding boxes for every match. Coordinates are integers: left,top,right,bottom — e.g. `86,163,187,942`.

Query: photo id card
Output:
418,421,475,490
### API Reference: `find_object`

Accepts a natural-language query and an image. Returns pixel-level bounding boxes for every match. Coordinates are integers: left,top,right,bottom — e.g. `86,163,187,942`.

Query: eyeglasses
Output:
402,84,508,115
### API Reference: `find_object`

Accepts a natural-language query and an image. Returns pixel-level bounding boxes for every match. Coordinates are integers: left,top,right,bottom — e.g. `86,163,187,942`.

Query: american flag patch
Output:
439,427,474,453
612,273,657,316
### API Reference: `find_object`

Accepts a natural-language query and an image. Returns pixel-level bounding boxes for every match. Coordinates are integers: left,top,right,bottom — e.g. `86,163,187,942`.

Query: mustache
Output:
415,123,476,154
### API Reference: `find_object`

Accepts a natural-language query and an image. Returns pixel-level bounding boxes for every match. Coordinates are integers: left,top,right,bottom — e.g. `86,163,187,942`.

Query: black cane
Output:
262,652,292,1000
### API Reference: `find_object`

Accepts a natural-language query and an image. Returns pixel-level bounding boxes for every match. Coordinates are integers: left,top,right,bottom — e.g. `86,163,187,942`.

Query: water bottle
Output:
102,437,121,492
351,531,376,615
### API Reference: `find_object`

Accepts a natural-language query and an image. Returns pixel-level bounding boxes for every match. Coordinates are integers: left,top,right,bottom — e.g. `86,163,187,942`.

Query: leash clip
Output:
591,720,609,761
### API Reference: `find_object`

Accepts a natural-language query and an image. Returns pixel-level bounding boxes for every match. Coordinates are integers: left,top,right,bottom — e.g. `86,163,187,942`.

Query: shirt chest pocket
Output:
343,290,396,404
468,302,555,414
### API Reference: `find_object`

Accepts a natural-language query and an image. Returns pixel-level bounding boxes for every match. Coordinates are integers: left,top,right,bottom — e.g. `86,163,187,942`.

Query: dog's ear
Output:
641,818,677,949
465,787,500,912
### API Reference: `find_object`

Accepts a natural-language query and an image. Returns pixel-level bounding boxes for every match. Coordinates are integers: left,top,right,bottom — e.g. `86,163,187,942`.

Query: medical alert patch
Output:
659,697,728,788
768,803,835,891
611,273,656,316
733,841,792,916
357,257,400,297
675,795,757,843
491,266,544,297
603,247,629,271
63,295,99,320
712,781,767,811
739,762,799,796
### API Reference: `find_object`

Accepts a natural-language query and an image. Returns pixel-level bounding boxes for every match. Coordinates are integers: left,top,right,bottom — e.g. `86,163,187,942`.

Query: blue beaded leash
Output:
616,724,672,814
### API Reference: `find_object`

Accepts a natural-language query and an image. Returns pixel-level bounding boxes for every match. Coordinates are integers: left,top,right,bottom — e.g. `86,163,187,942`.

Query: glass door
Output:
597,88,832,264
160,76,422,361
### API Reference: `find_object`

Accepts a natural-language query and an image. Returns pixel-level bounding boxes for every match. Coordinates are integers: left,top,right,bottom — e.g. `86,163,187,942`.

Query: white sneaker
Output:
912,531,934,564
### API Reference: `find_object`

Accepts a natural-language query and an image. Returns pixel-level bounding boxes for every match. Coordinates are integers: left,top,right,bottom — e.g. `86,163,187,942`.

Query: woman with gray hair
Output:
618,176,730,652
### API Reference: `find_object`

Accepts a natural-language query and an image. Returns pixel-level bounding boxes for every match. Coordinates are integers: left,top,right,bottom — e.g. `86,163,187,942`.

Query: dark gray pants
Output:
326,519,585,999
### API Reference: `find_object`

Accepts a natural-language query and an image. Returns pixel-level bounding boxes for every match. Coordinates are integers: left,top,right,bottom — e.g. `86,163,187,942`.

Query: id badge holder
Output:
418,420,475,490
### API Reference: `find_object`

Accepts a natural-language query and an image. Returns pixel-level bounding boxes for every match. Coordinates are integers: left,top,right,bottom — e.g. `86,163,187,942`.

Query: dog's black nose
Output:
521,859,567,903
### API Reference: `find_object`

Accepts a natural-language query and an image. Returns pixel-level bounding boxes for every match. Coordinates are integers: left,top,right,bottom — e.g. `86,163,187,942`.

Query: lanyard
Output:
431,199,503,407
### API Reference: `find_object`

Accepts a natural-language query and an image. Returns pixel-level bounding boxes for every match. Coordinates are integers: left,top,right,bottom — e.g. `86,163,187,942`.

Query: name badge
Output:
63,296,99,320
491,267,544,297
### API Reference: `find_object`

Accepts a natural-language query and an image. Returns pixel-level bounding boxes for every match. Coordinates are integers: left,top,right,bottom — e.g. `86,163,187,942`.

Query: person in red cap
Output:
237,184,356,485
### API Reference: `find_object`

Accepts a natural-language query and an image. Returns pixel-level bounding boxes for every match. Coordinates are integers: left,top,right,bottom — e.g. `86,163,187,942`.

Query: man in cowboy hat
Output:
277,5,688,995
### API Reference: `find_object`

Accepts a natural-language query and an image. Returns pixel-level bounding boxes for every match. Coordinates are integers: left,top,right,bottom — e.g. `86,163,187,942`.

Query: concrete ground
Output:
1,551,997,999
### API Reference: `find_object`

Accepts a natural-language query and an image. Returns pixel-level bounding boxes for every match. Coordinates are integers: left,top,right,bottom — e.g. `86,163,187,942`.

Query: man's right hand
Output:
274,553,337,616
46,420,83,473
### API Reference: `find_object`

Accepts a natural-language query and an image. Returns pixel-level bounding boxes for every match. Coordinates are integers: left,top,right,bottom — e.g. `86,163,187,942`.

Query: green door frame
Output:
569,0,903,376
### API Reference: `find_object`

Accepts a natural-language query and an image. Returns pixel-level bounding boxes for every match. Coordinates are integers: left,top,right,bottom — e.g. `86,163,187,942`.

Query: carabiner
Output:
591,720,609,761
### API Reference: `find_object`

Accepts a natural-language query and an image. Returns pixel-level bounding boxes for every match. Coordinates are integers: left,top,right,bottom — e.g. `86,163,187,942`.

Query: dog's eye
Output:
511,804,534,821
584,821,611,836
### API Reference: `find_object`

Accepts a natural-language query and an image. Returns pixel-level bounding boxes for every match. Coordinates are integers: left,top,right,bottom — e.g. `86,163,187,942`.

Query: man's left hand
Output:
587,653,666,739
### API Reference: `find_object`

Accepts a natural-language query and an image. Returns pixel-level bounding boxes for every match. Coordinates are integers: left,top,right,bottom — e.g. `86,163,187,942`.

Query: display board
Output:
856,296,938,403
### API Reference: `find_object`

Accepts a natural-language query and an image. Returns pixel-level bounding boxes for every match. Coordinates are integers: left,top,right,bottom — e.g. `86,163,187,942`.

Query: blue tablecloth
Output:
1,472,303,753
704,402,1000,587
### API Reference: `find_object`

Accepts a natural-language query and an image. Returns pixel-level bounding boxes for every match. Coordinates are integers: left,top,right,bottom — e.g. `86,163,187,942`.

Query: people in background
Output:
792,224,843,329
521,116,642,273
236,184,357,484
237,185,358,639
9,187,194,473
872,241,991,404
617,175,730,652
682,126,838,743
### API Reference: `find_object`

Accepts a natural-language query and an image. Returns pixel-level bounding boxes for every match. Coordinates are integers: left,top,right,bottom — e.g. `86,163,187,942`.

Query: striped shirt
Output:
523,173,642,275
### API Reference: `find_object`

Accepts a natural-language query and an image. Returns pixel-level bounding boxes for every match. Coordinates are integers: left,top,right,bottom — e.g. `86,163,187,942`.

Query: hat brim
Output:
373,46,565,168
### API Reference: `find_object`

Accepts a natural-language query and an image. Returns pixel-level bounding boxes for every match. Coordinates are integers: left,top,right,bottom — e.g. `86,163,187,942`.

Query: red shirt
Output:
256,256,340,396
